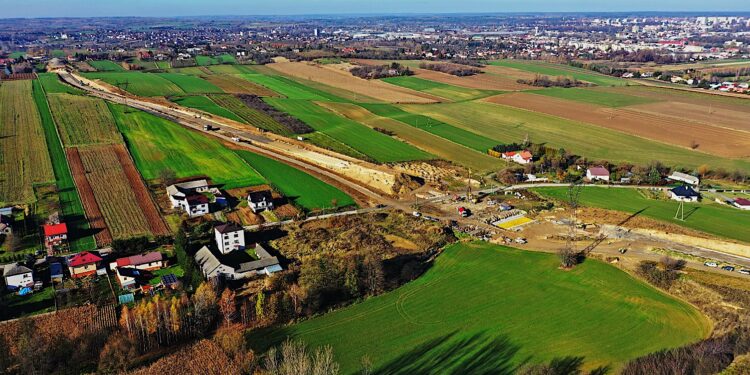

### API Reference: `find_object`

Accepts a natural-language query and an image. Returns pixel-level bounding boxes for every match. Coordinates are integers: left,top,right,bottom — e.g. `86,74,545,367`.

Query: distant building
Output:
214,222,245,254
1,263,33,290
248,190,274,213
667,172,699,186
669,186,700,202
586,166,610,182
733,197,750,210
68,252,103,278
501,150,533,165
167,179,211,217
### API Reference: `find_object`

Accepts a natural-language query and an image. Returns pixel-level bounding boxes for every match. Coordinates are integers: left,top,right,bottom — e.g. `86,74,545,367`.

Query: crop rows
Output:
78,145,153,240
66,147,112,245
0,80,55,204
47,93,122,146
210,94,293,135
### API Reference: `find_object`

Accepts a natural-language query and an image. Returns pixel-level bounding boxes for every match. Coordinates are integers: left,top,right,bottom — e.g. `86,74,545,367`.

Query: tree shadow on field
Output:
683,206,700,220
373,331,527,375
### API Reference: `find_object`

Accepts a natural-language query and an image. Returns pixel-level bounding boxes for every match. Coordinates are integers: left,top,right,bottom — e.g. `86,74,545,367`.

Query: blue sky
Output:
0,0,748,18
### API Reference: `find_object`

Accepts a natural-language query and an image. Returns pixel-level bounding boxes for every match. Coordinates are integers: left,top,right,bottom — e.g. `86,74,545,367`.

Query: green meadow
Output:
171,95,245,123
88,60,126,72
156,73,223,94
83,72,184,97
383,76,500,101
490,60,627,87
528,87,657,107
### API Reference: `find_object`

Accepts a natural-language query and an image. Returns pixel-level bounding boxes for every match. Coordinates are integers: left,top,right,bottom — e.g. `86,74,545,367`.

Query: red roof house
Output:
112,252,164,271
586,166,610,181
734,198,750,210
43,223,68,254
68,252,103,278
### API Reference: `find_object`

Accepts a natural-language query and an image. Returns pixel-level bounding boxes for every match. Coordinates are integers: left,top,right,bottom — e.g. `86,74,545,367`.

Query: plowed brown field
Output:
66,147,112,245
486,92,750,158
627,101,750,133
267,61,441,103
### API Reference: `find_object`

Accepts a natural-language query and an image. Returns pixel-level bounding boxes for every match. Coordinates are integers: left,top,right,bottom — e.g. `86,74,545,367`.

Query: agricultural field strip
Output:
534,187,750,244
88,60,126,72
208,95,292,136
155,73,223,94
66,147,112,245
489,60,628,87
171,95,246,123
32,80,96,251
249,243,708,373
382,76,502,102
319,102,504,172
486,92,750,159
0,80,55,204
401,100,750,173
527,87,657,107
77,145,153,239
265,98,433,163
47,93,123,147
81,72,185,97
38,72,85,95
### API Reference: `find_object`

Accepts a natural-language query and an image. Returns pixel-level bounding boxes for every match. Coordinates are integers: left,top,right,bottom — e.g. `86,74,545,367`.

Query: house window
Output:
224,242,229,246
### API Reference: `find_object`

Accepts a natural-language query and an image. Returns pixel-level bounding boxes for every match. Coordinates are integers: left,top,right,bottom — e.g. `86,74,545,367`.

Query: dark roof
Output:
3,263,32,277
248,190,273,203
236,257,280,273
186,194,209,205
215,222,243,234
671,186,700,197
161,274,178,286
116,252,162,267
50,262,63,277
117,267,145,278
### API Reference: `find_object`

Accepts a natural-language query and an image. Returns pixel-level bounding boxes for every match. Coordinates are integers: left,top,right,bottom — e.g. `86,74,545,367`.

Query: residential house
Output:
195,246,246,280
167,179,211,217
215,222,245,254
667,172,700,186
586,166,610,182
669,186,700,202
501,150,533,165
68,252,103,278
248,190,274,213
1,263,33,290
42,223,68,253
115,267,150,289
110,252,163,271
733,197,750,210
194,243,281,281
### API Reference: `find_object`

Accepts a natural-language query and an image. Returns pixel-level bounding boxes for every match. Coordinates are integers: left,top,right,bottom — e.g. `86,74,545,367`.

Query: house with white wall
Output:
1,263,33,290
214,223,245,254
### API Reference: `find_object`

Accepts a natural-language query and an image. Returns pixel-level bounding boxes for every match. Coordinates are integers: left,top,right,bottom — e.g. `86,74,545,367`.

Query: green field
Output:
155,61,172,70
402,101,750,173
209,95,293,135
171,95,245,123
47,93,122,146
383,76,499,101
32,80,96,251
196,55,219,66
528,87,657,107
535,187,750,243
234,150,355,211
361,103,498,152
490,60,628,87
267,99,432,163
82,72,184,97
240,73,343,101
38,73,84,95
88,60,126,72
249,242,708,373
110,104,265,189
156,73,223,94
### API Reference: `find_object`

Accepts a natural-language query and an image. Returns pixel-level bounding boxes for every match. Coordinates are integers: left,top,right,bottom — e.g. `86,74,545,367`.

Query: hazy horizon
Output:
1,0,748,19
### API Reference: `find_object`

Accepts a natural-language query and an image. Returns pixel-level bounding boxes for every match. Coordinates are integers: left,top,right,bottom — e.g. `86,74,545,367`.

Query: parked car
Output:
515,237,527,244
704,262,718,268
721,265,735,272
739,269,750,275
412,211,421,217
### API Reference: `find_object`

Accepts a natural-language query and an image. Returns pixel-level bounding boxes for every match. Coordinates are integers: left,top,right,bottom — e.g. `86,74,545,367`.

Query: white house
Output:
214,222,245,254
501,150,533,165
586,166,610,182
1,263,34,290
667,172,699,186
110,252,163,271
669,186,700,202
167,179,211,217
194,244,282,281
248,190,274,213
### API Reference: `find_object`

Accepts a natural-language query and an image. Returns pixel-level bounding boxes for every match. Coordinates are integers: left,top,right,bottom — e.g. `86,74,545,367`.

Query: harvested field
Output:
212,94,297,135
598,86,750,112
47,93,122,146
402,100,750,172
486,92,750,158
319,102,503,172
73,61,96,72
66,147,112,245
0,80,55,204
171,95,246,123
627,101,750,133
489,60,628,87
77,145,152,240
483,64,541,81
382,76,499,101
267,61,441,103
202,73,278,96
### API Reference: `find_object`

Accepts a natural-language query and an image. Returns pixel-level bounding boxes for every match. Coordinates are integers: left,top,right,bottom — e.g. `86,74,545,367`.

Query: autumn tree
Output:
264,340,340,375
218,288,237,324
193,282,218,334
363,254,385,296
98,332,137,374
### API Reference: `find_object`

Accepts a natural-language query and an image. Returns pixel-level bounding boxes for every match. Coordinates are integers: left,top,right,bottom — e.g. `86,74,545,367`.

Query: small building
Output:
68,251,103,278
733,197,750,210
110,252,163,271
501,150,533,165
667,172,699,186
586,166,610,182
166,179,212,217
49,262,64,283
248,190,274,213
42,223,68,253
116,267,150,289
1,263,34,290
214,222,245,254
669,186,700,202
195,246,244,280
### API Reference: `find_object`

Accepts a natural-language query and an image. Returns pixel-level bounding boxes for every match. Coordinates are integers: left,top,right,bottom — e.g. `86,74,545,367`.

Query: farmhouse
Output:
166,179,211,217
1,263,34,290
115,267,151,289
248,190,274,213
586,166,610,182
194,243,281,281
733,197,750,210
68,251,103,278
667,172,700,186
42,223,68,253
215,222,245,254
110,252,163,271
501,150,533,165
669,186,700,202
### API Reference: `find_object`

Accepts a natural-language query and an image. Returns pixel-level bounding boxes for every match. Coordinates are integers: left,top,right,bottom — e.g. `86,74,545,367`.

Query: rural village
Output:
1,10,750,375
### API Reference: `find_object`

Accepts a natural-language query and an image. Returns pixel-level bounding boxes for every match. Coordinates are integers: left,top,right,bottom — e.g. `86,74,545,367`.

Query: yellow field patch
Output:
496,216,534,229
